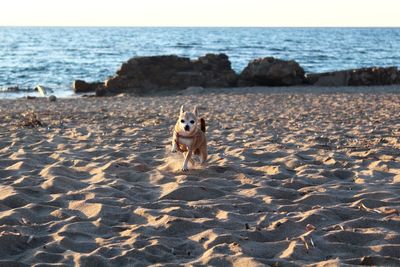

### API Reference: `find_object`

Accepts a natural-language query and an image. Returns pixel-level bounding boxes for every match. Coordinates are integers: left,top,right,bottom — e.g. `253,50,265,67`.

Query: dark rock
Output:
104,54,237,94
48,95,57,102
306,67,400,86
239,57,305,86
73,80,104,93
4,86,35,93
82,94,96,98
95,86,106,97
195,54,237,87
349,67,400,85
4,86,20,92
306,71,349,86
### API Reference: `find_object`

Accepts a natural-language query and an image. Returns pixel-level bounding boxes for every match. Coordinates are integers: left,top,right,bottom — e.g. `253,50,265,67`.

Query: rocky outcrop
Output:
70,55,400,97
306,67,400,86
104,54,237,94
239,57,305,86
306,71,348,86
73,80,104,93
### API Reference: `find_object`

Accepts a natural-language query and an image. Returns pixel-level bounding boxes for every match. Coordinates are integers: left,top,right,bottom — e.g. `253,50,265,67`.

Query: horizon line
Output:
1,25,400,28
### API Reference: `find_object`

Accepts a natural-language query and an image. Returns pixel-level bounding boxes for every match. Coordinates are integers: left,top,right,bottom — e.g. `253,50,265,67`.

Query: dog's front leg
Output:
171,133,178,153
182,150,193,172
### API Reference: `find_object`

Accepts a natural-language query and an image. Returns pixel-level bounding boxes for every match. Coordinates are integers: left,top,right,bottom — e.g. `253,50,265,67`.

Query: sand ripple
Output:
0,86,400,266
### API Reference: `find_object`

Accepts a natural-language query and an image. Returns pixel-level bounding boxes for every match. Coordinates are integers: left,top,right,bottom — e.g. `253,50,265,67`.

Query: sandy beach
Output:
1,86,400,266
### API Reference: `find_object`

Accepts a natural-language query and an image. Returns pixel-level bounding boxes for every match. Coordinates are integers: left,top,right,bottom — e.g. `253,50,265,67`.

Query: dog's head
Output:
175,105,198,134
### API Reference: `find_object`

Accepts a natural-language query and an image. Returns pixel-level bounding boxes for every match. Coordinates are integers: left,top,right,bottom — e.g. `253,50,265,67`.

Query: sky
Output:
0,0,399,27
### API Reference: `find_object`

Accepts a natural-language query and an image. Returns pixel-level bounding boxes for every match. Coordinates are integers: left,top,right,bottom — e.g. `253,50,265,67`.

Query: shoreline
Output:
2,84,400,101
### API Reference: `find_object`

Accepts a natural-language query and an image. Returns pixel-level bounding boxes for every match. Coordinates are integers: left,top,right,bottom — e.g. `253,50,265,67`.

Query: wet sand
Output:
0,86,400,266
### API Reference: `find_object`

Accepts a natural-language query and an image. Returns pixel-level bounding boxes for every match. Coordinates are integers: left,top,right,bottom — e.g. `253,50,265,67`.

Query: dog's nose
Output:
184,125,190,131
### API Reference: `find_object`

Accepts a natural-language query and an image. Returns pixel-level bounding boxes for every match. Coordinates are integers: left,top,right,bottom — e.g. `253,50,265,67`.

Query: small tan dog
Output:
171,105,207,171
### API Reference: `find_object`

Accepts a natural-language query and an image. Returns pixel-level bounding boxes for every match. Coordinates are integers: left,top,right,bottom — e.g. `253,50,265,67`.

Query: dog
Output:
171,105,207,171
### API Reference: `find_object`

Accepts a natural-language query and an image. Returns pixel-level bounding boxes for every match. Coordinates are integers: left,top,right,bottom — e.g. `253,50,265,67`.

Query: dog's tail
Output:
200,118,206,132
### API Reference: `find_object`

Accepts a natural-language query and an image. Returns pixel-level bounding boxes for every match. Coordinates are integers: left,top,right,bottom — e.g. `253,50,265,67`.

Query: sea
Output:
1,27,399,98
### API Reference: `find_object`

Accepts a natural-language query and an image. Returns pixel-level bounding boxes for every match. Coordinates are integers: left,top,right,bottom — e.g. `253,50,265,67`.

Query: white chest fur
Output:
178,136,193,147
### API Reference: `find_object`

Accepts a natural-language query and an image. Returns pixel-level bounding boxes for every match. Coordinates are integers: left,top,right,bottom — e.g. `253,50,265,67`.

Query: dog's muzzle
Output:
184,125,190,131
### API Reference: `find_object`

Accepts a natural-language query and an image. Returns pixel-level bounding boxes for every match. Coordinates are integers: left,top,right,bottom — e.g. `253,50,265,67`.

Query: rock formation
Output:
306,67,400,86
73,80,104,93
239,57,305,86
104,54,237,94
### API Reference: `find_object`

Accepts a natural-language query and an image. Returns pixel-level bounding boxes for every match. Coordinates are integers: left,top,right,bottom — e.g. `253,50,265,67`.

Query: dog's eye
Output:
180,119,185,123
190,120,195,124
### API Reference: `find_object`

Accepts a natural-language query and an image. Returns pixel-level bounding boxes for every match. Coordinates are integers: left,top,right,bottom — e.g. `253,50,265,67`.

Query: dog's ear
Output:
193,106,198,117
180,105,184,115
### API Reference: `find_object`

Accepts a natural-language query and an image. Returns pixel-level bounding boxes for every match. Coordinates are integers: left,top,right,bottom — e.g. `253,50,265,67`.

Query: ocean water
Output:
1,27,400,98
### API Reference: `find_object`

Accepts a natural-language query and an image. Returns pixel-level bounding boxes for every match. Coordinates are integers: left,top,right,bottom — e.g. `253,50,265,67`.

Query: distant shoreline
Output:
2,85,400,102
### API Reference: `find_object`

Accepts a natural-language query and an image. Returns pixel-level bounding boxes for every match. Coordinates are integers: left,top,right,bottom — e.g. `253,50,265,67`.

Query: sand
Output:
0,86,400,266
